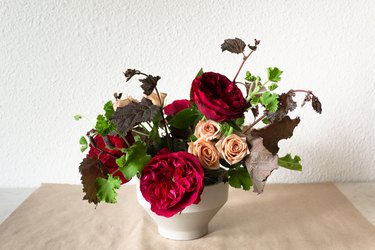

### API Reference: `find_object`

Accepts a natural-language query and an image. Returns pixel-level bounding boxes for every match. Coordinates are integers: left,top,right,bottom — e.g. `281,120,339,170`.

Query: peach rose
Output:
146,92,167,107
216,134,249,165
113,96,138,110
188,138,220,170
194,120,221,140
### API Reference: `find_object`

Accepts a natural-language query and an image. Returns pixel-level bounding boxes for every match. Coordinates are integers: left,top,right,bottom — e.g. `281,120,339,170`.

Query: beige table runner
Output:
1,183,375,250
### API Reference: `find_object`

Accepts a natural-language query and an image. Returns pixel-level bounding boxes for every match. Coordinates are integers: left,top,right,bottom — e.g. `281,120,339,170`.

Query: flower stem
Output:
233,50,254,83
132,129,149,137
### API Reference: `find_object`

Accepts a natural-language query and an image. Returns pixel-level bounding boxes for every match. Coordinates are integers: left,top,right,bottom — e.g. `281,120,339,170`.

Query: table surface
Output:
1,183,374,226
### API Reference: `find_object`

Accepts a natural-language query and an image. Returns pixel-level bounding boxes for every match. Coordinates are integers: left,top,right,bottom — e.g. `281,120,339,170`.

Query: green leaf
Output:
220,122,234,136
95,175,122,203
226,117,245,132
149,112,162,143
95,115,115,136
268,83,278,91
260,92,279,112
169,107,203,129
228,166,252,191
79,136,88,152
250,95,260,106
245,71,255,82
262,118,270,124
267,67,283,82
278,154,302,171
74,115,82,121
196,68,204,77
103,101,114,119
116,141,151,180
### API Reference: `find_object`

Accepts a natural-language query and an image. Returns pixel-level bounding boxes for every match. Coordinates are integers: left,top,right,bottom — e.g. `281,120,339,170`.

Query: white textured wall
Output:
1,0,375,187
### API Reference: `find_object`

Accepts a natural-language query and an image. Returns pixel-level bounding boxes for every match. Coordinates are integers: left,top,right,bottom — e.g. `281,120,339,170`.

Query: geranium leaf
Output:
96,174,121,203
221,38,246,54
251,116,300,155
244,137,278,194
139,75,160,95
79,136,88,152
260,92,279,112
228,166,252,190
278,154,302,171
110,98,159,134
103,101,114,119
79,156,107,205
74,115,82,121
95,115,115,136
116,141,151,180
267,67,283,82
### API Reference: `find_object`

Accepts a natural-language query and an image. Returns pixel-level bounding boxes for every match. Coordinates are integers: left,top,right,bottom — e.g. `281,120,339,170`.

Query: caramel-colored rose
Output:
216,134,249,165
146,92,167,107
194,120,221,140
188,138,220,170
113,96,138,110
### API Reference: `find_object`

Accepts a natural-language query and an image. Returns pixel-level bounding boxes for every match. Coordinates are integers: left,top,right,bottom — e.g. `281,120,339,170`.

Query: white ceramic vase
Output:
136,181,229,241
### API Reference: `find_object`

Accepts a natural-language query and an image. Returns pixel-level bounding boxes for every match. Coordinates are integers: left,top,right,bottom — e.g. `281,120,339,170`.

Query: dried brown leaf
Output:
244,138,278,194
251,116,300,155
221,38,246,54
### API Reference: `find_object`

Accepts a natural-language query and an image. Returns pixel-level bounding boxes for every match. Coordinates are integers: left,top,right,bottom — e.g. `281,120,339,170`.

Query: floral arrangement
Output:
75,38,322,217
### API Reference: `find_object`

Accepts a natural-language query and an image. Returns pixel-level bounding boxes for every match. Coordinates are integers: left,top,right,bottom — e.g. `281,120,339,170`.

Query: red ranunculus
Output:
140,149,204,217
164,99,192,116
88,133,134,184
190,72,248,122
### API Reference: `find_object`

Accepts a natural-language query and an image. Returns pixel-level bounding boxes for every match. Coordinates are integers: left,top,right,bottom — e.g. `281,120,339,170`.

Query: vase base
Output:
158,225,208,241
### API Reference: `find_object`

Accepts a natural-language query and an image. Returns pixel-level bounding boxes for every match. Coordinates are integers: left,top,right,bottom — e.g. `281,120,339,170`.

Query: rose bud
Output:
164,99,192,116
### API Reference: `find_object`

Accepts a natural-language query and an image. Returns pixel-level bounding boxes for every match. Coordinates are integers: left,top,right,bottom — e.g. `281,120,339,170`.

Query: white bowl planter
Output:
136,181,229,240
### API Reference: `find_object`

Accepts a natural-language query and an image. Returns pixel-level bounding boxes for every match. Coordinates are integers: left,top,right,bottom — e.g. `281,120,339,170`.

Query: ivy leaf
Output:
139,75,160,95
278,154,302,171
228,166,252,190
96,174,121,203
110,98,159,135
79,156,107,205
251,116,300,155
267,67,283,82
79,136,88,152
74,115,82,121
169,107,203,129
244,138,278,194
116,141,151,180
260,92,279,112
104,101,114,119
196,68,204,77
312,95,322,114
95,115,115,136
221,38,246,54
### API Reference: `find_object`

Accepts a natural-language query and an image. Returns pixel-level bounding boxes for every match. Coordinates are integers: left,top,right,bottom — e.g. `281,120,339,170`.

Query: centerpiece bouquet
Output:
75,38,322,220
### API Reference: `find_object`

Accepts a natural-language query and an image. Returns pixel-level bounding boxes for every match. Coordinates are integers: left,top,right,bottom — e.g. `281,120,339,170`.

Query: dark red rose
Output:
190,72,248,122
88,133,134,184
140,149,204,218
164,99,192,116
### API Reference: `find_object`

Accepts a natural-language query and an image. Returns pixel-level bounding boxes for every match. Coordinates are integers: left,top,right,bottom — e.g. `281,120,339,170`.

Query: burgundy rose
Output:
190,72,248,122
140,149,204,218
164,99,192,116
88,133,134,184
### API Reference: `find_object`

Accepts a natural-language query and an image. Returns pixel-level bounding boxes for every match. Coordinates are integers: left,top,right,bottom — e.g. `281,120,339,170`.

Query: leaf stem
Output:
132,129,149,137
154,87,172,149
289,89,312,94
233,50,254,83
243,114,267,134
114,128,131,147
